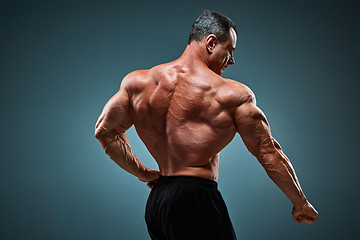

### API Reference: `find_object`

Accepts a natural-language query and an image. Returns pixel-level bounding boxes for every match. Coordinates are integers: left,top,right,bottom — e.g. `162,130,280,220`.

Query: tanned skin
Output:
95,28,318,224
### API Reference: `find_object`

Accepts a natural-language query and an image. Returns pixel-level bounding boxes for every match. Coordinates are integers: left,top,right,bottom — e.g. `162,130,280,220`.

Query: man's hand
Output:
292,201,318,224
138,168,160,189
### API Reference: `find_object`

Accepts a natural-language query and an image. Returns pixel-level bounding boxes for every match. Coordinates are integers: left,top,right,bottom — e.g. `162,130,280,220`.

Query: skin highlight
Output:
95,27,318,224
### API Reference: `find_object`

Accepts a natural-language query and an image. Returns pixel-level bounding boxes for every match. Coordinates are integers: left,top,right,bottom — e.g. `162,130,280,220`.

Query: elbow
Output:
256,145,281,170
258,152,280,172
272,137,282,151
95,126,107,140
94,129,102,140
95,126,119,142
254,137,280,165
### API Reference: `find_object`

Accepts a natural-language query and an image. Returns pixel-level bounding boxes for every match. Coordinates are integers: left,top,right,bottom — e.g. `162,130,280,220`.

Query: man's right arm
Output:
234,89,318,224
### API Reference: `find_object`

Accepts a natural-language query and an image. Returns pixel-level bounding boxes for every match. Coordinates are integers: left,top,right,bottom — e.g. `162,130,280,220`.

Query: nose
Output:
228,56,235,65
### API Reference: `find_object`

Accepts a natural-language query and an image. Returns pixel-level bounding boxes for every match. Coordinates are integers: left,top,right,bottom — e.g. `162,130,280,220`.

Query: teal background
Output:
1,0,359,239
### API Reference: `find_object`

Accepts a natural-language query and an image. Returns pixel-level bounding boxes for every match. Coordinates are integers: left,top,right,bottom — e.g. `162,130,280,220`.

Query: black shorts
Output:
145,175,237,240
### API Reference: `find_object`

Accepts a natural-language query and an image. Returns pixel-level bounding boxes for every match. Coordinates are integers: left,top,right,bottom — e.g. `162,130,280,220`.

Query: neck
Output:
177,42,210,70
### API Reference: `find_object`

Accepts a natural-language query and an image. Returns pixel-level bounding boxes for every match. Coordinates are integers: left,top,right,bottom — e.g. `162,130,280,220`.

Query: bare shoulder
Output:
120,69,150,92
219,78,256,106
121,62,173,90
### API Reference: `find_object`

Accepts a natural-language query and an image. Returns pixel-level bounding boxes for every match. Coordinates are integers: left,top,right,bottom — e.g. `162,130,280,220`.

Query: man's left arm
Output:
95,78,159,185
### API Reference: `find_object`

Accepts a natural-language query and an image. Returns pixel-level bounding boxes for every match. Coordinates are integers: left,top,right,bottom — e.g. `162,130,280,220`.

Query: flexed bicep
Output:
95,86,133,140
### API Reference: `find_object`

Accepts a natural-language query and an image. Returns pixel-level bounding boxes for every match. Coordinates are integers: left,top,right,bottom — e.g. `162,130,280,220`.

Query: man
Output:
95,10,318,240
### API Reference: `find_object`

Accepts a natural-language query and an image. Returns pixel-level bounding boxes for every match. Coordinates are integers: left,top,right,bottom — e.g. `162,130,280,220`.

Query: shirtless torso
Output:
126,61,248,181
95,25,317,225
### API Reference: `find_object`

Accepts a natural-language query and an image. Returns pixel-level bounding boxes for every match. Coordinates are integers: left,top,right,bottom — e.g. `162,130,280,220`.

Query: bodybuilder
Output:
95,10,318,240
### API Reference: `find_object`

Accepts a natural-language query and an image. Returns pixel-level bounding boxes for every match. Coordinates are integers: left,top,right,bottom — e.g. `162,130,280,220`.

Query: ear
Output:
206,34,217,54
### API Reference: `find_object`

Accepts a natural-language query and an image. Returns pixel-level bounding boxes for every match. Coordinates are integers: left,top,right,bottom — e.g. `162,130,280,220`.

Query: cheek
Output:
221,53,229,64
215,51,227,62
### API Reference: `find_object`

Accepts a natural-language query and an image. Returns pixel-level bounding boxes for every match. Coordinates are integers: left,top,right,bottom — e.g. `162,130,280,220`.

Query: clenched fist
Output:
292,201,318,224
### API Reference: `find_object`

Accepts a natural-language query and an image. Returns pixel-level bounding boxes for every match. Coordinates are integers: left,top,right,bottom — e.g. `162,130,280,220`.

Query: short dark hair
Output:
188,10,237,45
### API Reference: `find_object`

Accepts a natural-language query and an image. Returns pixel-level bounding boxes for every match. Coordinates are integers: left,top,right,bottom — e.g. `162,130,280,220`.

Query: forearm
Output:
97,133,147,178
259,149,307,207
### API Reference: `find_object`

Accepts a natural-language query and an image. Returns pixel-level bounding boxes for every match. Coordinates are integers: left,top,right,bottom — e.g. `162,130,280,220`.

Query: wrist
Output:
137,166,150,180
293,195,307,209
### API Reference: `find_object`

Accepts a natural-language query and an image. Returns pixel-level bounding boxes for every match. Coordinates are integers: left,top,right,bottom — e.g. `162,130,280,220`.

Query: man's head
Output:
188,10,238,75
188,10,237,45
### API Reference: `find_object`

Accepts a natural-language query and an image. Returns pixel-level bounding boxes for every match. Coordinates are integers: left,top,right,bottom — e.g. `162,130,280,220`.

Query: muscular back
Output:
123,61,250,180
95,30,317,223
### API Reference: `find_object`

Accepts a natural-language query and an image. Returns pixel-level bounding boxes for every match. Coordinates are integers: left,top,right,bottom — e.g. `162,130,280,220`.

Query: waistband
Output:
157,175,218,189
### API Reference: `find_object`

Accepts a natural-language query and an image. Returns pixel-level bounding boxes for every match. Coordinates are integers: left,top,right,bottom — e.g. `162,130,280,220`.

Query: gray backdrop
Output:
1,0,359,239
